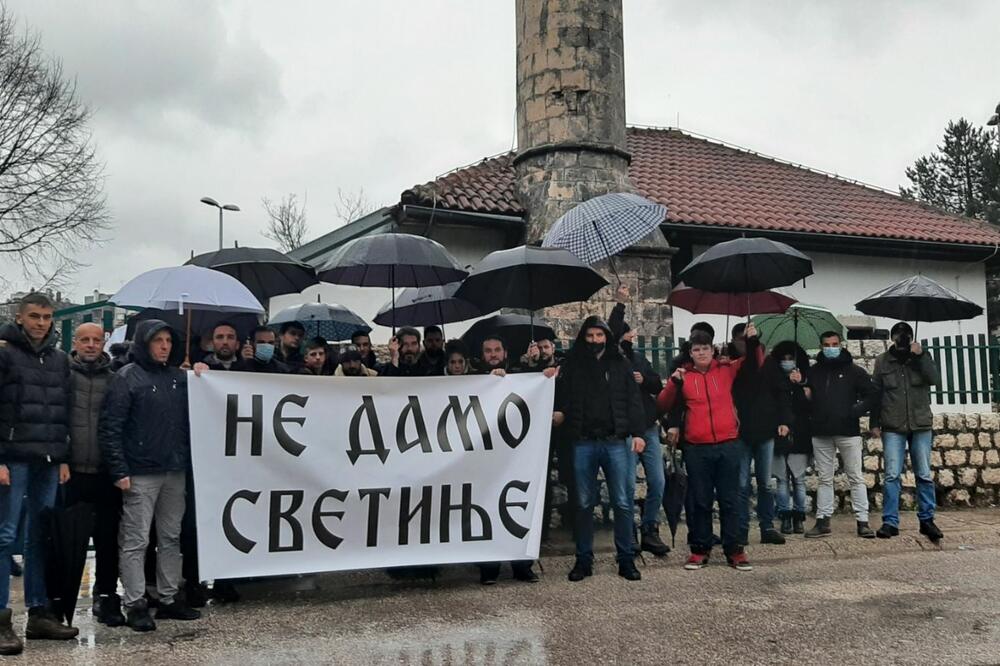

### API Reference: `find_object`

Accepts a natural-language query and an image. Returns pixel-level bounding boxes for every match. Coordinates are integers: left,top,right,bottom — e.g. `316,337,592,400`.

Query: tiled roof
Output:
399,127,1000,247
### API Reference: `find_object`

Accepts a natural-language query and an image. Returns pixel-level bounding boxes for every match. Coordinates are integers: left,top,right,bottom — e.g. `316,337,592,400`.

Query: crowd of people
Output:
0,286,943,655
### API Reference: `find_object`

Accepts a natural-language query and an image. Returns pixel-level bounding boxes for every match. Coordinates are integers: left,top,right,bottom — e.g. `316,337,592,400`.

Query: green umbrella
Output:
752,304,843,351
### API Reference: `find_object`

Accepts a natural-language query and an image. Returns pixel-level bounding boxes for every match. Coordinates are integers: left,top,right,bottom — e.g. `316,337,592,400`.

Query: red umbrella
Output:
668,283,796,317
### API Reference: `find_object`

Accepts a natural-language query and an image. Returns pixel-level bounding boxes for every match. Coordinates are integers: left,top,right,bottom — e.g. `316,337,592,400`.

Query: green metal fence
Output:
922,335,997,407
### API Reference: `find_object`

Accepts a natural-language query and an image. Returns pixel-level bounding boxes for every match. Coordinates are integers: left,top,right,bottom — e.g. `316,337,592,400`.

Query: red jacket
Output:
657,357,748,445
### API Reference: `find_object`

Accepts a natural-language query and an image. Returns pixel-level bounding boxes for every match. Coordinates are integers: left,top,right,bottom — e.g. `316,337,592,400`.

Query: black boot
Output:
856,521,876,539
0,609,23,655
512,561,539,583
805,516,832,539
210,580,241,603
567,558,592,582
95,594,126,627
25,607,79,640
617,558,642,581
156,600,201,621
640,523,671,557
760,528,786,544
479,563,501,586
920,519,943,543
779,512,794,535
184,582,209,608
876,523,899,539
792,511,805,534
126,602,156,632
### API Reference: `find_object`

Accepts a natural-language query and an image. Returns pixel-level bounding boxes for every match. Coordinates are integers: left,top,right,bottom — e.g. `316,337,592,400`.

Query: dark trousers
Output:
65,471,122,597
683,441,744,557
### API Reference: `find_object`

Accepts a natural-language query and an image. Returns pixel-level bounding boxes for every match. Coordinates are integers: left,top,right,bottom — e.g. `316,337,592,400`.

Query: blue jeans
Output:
626,425,665,528
739,439,775,535
772,452,808,514
573,439,633,562
683,441,744,556
882,430,935,525
0,462,59,609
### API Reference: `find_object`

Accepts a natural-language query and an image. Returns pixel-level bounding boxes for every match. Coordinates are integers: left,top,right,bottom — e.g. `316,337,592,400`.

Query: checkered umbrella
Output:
542,192,667,278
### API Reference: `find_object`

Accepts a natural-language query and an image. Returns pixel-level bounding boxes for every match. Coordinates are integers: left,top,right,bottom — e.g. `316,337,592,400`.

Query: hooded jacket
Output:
69,351,113,474
607,303,663,428
770,342,813,456
99,320,190,480
732,345,793,445
805,348,877,437
0,322,71,463
870,348,940,433
554,316,646,442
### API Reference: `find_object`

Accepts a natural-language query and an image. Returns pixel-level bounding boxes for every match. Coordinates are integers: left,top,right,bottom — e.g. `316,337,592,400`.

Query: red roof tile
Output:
399,127,1000,247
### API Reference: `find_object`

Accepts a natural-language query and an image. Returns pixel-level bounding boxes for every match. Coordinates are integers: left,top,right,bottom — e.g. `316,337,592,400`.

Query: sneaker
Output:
155,601,202,621
640,523,671,557
857,521,876,539
876,523,899,539
617,559,642,581
567,558,592,582
760,528,786,545
95,594,126,627
727,551,753,571
684,553,709,570
920,519,943,542
25,607,79,640
805,517,832,539
126,604,156,632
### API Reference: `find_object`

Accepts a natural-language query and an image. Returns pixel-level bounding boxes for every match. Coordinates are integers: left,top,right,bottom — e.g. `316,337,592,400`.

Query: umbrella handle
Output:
183,308,192,368
594,224,622,285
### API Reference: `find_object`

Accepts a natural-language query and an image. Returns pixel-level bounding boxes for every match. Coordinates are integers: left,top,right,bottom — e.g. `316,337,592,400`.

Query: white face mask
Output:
780,360,796,373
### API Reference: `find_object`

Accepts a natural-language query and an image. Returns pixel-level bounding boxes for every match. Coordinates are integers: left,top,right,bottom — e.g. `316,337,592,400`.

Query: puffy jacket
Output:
870,349,940,433
658,357,745,445
805,349,877,437
99,320,190,480
0,323,70,463
69,351,113,474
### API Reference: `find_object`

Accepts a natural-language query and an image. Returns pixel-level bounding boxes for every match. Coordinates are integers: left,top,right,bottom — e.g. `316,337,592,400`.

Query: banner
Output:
188,372,554,580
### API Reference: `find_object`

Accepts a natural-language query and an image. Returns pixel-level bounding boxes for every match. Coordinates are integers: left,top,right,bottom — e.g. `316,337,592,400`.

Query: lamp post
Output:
200,196,241,250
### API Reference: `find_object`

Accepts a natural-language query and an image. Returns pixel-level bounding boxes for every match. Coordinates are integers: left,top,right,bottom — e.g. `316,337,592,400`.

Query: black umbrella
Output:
661,443,687,549
855,275,984,331
186,246,318,304
126,309,261,345
317,233,468,331
269,300,370,341
677,237,813,293
41,486,94,625
454,246,608,320
373,282,483,328
461,314,556,360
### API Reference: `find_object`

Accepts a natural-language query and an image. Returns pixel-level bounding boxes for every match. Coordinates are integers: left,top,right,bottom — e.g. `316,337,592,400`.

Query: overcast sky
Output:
5,0,1000,302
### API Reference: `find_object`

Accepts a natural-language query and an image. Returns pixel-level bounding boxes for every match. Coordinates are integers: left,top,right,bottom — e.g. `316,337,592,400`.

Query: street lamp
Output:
200,196,241,250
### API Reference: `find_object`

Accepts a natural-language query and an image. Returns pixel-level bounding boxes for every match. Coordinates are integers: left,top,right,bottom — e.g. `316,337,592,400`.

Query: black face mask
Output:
586,341,606,356
895,333,912,350
621,340,634,356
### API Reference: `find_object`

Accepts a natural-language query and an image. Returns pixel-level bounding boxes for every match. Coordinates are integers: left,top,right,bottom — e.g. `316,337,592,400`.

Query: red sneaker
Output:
684,553,709,570
727,552,753,571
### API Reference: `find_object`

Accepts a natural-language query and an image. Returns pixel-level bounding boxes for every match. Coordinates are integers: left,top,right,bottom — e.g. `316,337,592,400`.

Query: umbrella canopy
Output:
41,487,94,625
461,314,556,360
752,303,843,351
542,192,666,264
667,282,796,317
186,246,318,304
269,302,370,342
316,233,468,287
661,445,687,549
855,275,984,323
677,237,813,293
373,282,484,327
126,309,261,344
454,246,608,313
110,265,265,314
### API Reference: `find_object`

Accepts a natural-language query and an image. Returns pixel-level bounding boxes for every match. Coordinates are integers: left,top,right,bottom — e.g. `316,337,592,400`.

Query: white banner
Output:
188,372,554,580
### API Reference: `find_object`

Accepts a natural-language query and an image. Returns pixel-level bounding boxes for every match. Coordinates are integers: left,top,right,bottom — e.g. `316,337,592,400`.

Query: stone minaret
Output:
514,0,673,339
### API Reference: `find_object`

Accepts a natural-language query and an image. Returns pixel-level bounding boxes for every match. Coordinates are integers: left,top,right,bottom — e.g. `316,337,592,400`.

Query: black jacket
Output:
555,316,646,442
805,349,877,437
68,351,113,474
607,303,663,429
0,323,71,464
733,350,792,445
771,343,813,456
99,320,190,480
204,354,289,374
378,360,427,377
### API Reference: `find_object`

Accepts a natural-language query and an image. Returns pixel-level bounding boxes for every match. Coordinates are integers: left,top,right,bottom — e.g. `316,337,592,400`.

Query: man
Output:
658,325,761,572
277,321,306,370
418,325,446,375
351,330,378,369
802,331,878,539
201,321,243,370
66,323,124,626
378,327,426,377
554,316,646,582
871,322,942,542
300,338,333,376
668,321,716,373
334,346,378,377
0,293,78,655
473,336,537,585
100,320,201,632
233,326,290,374
519,333,563,373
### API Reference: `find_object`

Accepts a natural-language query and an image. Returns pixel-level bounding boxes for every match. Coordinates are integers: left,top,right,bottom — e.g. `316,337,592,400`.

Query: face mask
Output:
586,341,605,356
895,333,912,350
255,343,275,363
779,360,796,373
822,347,841,360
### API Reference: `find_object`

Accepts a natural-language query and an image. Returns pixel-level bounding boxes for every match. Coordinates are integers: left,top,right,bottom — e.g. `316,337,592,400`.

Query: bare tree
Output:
0,6,109,287
334,187,374,225
261,193,308,252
